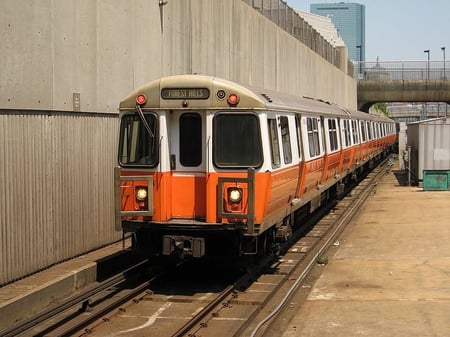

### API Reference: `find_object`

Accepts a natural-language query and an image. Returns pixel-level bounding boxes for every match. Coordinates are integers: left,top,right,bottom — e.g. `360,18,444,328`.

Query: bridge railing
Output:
353,61,450,81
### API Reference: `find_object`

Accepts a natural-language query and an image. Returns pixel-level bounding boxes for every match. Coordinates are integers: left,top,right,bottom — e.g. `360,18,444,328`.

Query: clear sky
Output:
286,0,450,62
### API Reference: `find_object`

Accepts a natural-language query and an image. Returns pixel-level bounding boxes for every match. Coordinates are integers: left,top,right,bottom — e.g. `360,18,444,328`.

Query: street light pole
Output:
424,49,430,80
356,45,362,78
423,50,430,119
443,47,448,116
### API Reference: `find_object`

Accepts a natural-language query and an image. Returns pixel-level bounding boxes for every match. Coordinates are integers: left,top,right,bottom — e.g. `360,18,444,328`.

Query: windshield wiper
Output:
136,104,155,138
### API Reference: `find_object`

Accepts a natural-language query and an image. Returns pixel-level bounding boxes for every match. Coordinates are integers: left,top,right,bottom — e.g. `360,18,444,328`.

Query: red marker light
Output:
136,94,147,105
227,93,239,105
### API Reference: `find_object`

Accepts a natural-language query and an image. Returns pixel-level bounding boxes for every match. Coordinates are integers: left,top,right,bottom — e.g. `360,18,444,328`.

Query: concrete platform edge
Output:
0,262,97,331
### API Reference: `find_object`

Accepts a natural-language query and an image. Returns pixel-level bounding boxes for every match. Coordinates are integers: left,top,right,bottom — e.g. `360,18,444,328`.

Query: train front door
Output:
168,111,206,220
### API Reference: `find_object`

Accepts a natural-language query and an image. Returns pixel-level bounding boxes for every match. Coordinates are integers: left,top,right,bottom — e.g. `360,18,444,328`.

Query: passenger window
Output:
327,119,339,152
180,113,202,167
307,117,321,157
360,121,367,142
268,119,281,168
351,120,359,144
280,116,292,164
343,120,351,147
366,121,372,140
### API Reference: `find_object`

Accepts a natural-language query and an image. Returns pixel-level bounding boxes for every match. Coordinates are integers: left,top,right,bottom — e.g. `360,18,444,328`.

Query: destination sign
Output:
161,88,210,100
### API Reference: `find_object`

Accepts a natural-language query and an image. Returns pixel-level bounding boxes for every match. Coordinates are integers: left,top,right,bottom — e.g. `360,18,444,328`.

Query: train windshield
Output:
213,113,262,168
118,113,159,167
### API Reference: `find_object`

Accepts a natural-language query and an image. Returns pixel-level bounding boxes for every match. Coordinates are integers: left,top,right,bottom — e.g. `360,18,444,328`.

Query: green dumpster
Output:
423,170,450,191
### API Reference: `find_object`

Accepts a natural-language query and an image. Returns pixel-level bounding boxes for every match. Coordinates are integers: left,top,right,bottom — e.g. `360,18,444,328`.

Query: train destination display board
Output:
161,88,210,100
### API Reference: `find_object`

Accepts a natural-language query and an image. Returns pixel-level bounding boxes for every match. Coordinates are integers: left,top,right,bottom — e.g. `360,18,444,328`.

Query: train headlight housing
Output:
135,187,148,201
227,187,242,203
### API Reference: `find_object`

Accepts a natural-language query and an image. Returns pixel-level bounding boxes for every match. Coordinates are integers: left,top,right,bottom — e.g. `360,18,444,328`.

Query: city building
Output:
295,10,346,49
310,2,365,62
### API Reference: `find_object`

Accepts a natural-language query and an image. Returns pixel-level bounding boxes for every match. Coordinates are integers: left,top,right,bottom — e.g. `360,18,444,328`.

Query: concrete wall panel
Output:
1,1,54,110
1,0,356,112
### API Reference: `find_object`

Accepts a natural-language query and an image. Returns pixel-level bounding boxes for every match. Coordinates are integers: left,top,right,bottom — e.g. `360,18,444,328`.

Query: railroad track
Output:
2,157,393,337
0,253,167,337
73,157,393,337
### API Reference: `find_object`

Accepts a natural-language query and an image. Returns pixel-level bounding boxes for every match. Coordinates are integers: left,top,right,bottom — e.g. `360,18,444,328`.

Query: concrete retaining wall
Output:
1,0,356,112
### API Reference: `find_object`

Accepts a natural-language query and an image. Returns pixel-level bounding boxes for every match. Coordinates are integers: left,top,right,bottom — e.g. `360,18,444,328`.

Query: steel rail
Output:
57,259,185,337
0,258,149,337
171,284,236,337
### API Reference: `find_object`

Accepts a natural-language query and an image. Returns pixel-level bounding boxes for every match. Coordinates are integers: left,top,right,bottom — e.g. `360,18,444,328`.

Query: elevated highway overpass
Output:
355,61,450,112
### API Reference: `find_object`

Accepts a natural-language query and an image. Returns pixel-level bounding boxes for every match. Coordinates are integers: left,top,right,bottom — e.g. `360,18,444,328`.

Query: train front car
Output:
115,75,273,259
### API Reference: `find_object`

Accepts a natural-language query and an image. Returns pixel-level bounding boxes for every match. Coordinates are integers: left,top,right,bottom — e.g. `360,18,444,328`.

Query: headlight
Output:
228,187,242,203
135,187,148,201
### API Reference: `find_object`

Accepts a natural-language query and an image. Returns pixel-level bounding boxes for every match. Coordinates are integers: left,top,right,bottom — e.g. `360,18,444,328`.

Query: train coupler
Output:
162,235,205,258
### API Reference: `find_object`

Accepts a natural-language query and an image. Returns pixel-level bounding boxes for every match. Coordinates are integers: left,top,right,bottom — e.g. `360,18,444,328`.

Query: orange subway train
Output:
114,75,397,258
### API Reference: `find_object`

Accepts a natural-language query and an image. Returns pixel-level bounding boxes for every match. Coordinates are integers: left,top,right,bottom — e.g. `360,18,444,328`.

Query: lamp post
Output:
423,50,430,119
356,45,362,78
443,47,448,116
424,49,430,80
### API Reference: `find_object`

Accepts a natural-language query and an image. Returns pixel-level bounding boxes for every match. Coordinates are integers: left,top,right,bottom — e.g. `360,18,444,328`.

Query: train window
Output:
213,113,262,168
180,113,202,167
307,117,321,157
118,113,159,167
280,116,292,164
268,118,281,168
366,121,372,140
351,120,359,144
295,116,303,160
342,119,351,147
327,119,339,152
360,121,367,142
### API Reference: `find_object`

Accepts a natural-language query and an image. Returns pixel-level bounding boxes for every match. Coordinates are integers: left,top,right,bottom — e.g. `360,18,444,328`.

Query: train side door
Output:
168,111,206,220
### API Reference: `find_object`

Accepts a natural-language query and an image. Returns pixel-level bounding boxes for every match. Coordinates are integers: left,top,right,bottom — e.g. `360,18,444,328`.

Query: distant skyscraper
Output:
310,2,365,62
